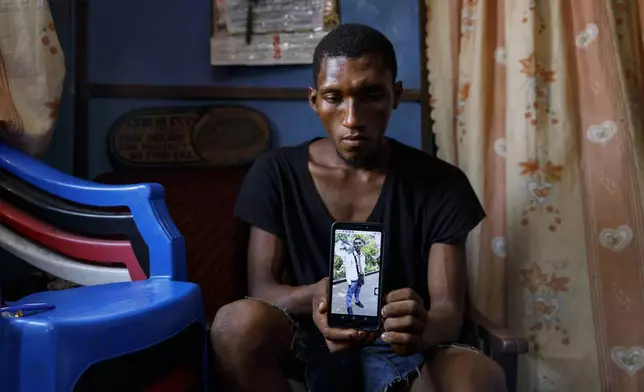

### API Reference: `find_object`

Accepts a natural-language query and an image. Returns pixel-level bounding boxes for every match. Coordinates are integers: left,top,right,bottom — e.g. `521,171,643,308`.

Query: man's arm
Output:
421,241,467,348
247,226,318,315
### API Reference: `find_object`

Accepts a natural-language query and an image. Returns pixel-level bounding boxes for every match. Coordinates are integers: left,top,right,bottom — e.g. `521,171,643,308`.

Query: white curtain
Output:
426,0,644,390
0,0,66,157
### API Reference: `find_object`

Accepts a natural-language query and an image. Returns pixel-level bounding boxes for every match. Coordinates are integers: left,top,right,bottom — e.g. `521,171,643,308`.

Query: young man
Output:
343,237,366,315
211,23,506,392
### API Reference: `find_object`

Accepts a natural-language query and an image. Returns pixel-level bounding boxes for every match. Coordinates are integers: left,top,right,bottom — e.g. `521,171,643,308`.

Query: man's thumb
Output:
318,299,328,313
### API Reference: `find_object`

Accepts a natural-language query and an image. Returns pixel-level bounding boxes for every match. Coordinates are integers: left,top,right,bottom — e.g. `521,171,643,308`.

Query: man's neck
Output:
316,138,392,173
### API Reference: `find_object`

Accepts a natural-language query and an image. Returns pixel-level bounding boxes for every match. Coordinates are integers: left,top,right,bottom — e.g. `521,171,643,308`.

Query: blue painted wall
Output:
53,0,422,177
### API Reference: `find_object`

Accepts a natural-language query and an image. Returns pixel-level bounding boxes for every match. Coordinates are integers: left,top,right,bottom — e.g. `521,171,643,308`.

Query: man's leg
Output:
346,282,356,315
210,299,295,392
410,347,507,392
354,282,364,308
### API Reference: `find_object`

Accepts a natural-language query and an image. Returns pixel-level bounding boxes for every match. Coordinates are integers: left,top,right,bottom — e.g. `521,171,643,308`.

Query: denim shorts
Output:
253,298,481,392
294,331,426,392
272,304,425,392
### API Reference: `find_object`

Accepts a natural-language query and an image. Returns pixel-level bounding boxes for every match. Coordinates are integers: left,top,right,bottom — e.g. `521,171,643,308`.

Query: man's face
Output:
353,239,363,252
309,54,403,165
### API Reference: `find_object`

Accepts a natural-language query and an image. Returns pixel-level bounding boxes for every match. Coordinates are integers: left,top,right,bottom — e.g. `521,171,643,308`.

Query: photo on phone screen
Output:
328,222,384,331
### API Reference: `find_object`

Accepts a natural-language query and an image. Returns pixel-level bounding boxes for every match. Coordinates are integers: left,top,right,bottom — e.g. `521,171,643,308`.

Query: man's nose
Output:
341,98,365,130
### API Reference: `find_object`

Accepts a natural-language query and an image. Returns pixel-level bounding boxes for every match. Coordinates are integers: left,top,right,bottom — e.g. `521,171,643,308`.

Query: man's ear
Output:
392,80,403,109
308,87,319,114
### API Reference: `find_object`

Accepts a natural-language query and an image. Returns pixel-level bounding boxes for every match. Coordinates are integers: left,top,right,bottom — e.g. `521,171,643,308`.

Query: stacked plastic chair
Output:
0,289,7,389
0,143,208,391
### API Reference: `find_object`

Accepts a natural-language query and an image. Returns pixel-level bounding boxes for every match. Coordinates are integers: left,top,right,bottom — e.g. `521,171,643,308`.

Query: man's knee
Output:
467,354,506,392
424,348,507,392
210,299,293,359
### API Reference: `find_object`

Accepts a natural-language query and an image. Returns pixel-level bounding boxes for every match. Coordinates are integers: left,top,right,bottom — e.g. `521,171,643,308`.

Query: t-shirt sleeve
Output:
426,168,486,245
233,152,285,238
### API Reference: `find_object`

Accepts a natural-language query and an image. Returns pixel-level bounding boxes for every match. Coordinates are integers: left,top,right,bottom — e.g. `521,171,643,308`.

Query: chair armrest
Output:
0,144,187,281
467,306,529,355
0,143,164,206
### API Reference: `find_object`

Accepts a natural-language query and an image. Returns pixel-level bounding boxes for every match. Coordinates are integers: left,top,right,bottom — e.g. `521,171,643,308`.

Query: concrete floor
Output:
331,272,380,317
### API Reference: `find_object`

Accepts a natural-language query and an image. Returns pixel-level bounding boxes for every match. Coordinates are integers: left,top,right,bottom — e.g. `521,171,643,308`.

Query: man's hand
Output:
380,288,428,356
312,277,378,353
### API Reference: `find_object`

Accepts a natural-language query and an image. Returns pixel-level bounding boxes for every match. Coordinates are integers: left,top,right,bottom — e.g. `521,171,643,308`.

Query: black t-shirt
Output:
234,138,485,337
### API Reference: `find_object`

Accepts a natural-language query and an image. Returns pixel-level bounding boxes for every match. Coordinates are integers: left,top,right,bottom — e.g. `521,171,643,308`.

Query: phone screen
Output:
328,222,384,331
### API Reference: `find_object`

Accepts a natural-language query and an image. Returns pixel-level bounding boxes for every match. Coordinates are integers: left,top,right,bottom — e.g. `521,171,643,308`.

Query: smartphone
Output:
327,221,384,331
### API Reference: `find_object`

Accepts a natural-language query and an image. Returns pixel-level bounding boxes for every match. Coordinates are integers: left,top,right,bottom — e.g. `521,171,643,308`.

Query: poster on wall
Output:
211,0,339,66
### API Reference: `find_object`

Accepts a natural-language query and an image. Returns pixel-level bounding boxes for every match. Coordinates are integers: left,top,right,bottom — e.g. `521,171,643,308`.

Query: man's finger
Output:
351,330,377,344
385,288,424,305
364,331,380,345
381,300,426,318
318,299,328,314
381,331,419,347
323,327,360,342
319,277,330,292
313,279,330,311
383,315,424,332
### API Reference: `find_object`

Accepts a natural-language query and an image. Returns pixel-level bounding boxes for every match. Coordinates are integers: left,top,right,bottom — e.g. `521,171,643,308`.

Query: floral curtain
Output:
0,0,65,157
426,0,644,390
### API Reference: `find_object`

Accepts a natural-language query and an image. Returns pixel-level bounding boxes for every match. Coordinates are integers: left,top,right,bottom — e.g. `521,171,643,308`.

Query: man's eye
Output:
323,94,342,104
366,92,384,101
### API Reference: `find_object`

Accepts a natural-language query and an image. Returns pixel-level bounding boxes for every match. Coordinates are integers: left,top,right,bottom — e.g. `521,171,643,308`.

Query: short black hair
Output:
312,23,398,86
353,238,363,244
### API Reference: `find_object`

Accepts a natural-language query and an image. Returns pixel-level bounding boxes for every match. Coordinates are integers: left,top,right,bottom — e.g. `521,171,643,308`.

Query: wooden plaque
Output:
107,105,271,168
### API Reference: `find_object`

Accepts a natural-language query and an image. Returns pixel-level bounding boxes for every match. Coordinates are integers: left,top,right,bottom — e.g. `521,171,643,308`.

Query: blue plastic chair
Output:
0,144,208,391
0,289,7,389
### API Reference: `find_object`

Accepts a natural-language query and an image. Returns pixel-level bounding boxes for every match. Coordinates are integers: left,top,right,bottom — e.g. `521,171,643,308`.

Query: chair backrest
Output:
0,200,139,285
0,316,6,389
93,104,270,321
0,143,187,288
